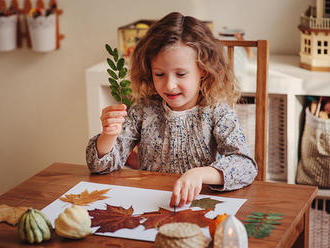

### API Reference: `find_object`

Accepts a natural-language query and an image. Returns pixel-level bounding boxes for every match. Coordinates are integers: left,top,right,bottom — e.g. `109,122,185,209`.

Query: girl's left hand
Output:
169,168,203,207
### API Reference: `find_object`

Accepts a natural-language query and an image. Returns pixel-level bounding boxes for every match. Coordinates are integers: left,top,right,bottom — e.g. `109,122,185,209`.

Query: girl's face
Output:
151,43,203,111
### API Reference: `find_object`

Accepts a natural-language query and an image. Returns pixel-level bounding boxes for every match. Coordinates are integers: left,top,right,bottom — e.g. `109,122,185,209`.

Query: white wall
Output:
0,0,314,194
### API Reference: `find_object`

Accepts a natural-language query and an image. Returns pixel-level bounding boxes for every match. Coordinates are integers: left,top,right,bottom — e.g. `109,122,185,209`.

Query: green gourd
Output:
17,208,53,244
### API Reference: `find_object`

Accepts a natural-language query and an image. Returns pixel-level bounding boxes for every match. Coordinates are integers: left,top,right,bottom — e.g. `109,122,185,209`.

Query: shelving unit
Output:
85,54,330,184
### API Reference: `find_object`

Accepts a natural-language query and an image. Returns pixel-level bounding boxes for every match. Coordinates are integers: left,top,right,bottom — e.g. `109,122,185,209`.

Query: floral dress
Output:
86,96,257,191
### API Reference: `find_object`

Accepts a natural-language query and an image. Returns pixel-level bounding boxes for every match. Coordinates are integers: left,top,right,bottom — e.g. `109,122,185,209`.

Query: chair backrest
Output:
218,39,269,181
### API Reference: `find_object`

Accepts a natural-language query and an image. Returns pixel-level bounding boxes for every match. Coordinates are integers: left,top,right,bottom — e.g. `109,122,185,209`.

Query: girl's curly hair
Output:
130,12,240,106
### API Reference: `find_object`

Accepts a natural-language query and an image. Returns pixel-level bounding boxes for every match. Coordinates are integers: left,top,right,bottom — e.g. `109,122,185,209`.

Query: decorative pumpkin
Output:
17,208,53,244
209,214,227,239
55,205,92,239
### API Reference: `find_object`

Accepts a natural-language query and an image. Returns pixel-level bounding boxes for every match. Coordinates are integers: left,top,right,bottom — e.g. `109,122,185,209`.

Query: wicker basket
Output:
235,94,287,181
154,222,208,248
310,196,330,248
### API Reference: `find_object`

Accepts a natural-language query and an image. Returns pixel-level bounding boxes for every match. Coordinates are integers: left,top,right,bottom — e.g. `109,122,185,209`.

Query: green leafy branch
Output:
243,212,284,239
105,44,133,108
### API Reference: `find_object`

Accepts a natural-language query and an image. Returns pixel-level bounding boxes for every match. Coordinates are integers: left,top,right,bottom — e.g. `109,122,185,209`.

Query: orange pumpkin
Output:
209,214,228,239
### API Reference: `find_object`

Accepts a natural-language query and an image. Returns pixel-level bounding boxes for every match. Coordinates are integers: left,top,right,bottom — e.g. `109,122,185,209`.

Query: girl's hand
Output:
100,104,127,136
169,168,203,207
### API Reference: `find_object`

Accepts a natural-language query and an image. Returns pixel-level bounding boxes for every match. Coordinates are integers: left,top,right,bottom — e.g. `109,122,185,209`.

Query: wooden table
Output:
0,163,318,248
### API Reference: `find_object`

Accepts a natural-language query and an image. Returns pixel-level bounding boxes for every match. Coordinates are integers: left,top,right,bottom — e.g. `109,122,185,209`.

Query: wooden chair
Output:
218,40,269,181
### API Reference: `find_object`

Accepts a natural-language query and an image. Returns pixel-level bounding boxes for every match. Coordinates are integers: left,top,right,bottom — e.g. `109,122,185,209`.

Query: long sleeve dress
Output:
86,96,257,191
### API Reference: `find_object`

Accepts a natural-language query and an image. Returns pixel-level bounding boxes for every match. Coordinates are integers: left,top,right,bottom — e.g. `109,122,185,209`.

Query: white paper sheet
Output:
42,181,247,242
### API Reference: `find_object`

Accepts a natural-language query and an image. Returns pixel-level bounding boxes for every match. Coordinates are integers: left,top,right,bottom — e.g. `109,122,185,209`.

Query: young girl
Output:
86,12,257,208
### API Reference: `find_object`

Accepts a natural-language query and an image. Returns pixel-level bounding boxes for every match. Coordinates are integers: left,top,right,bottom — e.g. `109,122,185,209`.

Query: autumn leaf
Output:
60,188,110,205
0,204,30,226
140,208,212,229
190,197,223,210
88,204,142,233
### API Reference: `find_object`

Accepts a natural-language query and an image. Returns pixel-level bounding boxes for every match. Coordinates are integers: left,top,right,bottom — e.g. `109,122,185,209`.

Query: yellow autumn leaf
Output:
60,189,110,206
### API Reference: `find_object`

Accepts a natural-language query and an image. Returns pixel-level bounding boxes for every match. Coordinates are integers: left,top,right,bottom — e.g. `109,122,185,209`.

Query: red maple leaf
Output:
88,204,141,233
140,208,212,229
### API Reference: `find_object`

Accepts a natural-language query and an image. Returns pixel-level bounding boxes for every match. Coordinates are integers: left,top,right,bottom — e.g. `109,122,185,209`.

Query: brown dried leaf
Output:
190,197,223,210
140,208,212,229
60,188,110,205
88,204,141,233
0,204,30,226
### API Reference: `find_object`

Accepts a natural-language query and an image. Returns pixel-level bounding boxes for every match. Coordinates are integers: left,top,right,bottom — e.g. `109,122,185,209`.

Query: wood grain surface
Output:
0,163,317,248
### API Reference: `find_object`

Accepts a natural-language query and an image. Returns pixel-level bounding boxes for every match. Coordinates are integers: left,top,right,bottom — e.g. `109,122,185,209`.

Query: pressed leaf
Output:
107,69,118,80
140,208,211,229
190,197,223,210
0,204,30,226
117,58,125,71
266,216,283,220
251,212,265,216
244,219,261,223
107,58,117,70
244,212,283,239
88,204,141,233
268,213,284,216
60,189,110,206
264,220,281,225
247,215,264,219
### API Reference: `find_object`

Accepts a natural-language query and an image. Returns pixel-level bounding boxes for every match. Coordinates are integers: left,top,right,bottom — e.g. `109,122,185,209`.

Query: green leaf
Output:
107,58,117,70
244,212,283,239
247,215,264,219
105,44,114,55
112,92,121,102
120,80,131,87
266,216,283,220
113,48,119,62
107,69,118,80
122,97,132,107
268,213,284,217
251,212,266,216
119,68,127,78
264,220,281,225
108,77,117,85
109,80,119,88
110,85,119,92
122,88,132,96
244,219,261,223
117,58,125,71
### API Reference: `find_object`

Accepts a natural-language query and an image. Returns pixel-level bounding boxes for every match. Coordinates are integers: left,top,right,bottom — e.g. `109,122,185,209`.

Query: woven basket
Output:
235,94,287,181
154,222,209,248
309,196,330,248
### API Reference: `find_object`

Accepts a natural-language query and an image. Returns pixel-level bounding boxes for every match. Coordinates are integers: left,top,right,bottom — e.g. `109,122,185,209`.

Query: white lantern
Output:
213,215,248,248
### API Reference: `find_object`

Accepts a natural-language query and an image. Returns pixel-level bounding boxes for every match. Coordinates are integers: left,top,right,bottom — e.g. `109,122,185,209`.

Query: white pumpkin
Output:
55,205,92,239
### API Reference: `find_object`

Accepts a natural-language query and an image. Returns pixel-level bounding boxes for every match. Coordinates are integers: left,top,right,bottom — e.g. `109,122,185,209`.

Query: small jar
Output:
154,222,209,248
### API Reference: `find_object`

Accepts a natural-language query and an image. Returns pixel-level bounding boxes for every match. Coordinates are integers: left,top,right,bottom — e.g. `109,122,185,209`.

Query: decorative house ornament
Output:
298,0,330,71
213,215,248,248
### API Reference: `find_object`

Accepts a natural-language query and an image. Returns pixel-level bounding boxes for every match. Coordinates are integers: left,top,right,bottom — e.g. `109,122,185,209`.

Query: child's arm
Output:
169,104,257,207
170,167,223,207
86,103,141,173
97,104,127,157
